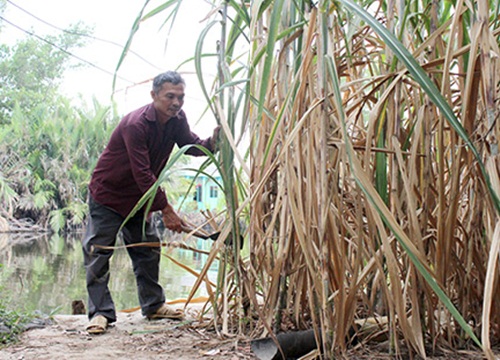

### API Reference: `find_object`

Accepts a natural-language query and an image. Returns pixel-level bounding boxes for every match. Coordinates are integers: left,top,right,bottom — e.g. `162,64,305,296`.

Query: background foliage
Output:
0,20,117,231
0,16,194,232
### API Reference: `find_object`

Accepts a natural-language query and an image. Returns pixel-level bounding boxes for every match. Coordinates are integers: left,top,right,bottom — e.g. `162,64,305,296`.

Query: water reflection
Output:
0,232,218,315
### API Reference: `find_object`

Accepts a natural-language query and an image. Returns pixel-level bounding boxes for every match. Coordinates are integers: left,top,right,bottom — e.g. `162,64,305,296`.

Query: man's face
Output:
151,82,185,122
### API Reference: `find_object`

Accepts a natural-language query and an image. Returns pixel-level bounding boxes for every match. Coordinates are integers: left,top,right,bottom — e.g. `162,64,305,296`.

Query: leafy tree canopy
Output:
0,15,111,230
0,20,93,123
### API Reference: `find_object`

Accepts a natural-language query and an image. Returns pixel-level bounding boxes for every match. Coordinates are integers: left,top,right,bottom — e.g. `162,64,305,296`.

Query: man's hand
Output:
161,203,186,233
210,125,221,151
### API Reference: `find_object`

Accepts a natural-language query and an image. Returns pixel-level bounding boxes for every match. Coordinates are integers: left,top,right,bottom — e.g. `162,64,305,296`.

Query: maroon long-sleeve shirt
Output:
89,103,213,218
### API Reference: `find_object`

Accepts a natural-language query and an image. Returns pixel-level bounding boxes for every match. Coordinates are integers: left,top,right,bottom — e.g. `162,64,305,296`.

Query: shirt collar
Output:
144,103,158,122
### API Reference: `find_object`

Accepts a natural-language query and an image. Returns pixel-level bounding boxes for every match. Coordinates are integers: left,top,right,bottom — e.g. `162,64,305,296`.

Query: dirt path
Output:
0,310,257,360
1,310,494,360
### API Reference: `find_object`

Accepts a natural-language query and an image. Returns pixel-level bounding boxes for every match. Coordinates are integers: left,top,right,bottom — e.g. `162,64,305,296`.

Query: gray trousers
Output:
82,196,165,323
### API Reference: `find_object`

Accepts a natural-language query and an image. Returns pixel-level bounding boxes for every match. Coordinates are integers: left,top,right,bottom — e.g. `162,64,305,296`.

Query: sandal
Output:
86,315,108,334
147,303,184,320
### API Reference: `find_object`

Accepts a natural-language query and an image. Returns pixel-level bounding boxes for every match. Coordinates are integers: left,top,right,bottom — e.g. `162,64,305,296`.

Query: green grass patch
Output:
0,264,36,347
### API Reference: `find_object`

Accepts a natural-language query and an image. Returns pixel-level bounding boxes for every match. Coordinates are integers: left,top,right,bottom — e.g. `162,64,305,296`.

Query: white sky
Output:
0,0,220,136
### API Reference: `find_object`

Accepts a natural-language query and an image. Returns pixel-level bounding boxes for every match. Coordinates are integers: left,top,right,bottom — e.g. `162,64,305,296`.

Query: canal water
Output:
0,231,218,315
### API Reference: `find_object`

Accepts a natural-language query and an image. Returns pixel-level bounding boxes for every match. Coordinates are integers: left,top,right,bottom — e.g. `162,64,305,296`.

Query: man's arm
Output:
175,113,221,155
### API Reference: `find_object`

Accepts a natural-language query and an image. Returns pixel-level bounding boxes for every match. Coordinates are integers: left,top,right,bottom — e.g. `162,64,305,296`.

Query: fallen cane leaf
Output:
201,348,221,356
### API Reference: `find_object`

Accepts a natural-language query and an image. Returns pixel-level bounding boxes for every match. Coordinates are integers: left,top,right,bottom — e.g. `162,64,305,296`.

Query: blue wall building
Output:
177,158,223,211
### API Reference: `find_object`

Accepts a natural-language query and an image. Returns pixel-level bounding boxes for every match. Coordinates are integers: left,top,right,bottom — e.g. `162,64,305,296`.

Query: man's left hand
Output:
210,125,221,151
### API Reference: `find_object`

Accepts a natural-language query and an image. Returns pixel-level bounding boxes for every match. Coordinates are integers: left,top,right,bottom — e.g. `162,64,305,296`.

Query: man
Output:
82,71,219,334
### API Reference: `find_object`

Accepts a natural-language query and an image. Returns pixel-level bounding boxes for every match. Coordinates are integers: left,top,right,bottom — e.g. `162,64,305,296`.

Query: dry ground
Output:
0,310,257,360
0,310,495,360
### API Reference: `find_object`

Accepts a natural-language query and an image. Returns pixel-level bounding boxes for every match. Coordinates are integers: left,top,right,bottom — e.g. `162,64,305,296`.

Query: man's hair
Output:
152,71,185,94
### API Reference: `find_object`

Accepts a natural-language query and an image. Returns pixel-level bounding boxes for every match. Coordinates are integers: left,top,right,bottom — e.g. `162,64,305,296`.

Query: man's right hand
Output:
161,203,186,233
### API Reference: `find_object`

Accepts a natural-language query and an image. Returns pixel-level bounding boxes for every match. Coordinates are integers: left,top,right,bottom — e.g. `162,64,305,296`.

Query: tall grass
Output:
132,0,500,357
